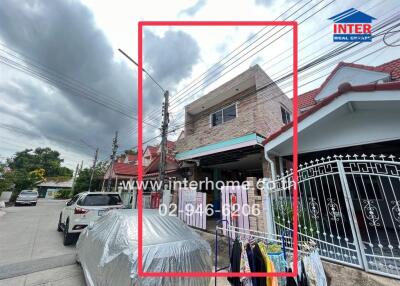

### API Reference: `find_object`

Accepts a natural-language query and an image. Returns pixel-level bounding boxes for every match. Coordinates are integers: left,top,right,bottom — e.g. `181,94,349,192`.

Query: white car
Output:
15,190,38,206
57,192,124,245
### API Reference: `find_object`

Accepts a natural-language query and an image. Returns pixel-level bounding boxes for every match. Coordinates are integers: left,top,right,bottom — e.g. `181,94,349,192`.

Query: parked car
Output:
76,209,211,286
57,192,124,245
15,190,38,206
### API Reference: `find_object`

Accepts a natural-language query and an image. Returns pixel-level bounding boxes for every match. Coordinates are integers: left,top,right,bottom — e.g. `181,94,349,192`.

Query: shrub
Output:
54,189,72,199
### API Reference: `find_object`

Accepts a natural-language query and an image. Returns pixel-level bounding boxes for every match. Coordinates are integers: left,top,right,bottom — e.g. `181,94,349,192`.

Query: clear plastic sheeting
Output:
77,209,212,286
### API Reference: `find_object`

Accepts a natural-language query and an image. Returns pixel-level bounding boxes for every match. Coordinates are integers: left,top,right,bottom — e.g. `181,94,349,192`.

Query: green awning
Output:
176,133,264,161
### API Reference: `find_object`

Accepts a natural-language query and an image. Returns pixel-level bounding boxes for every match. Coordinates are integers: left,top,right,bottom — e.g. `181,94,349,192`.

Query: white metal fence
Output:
266,154,400,279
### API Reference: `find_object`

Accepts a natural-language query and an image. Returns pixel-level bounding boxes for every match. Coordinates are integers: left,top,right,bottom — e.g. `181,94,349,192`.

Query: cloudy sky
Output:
0,0,399,170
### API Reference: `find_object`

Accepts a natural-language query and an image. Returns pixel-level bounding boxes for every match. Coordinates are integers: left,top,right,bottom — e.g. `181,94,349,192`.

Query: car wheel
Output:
57,213,63,232
14,203,18,206
63,220,75,246
33,202,37,206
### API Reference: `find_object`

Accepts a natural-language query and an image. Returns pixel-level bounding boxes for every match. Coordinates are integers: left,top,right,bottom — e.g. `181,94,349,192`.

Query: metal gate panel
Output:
178,188,207,230
341,155,400,279
267,154,400,279
270,158,363,269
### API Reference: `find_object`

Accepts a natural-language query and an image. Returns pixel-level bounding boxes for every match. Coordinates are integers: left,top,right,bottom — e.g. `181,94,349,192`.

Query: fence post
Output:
263,178,275,239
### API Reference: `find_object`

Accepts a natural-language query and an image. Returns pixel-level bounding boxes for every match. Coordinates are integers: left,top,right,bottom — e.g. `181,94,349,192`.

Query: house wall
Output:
315,67,389,101
176,65,292,153
268,94,400,156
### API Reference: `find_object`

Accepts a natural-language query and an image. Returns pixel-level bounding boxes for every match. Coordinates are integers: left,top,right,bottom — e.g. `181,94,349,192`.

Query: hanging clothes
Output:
246,243,258,286
303,251,327,286
298,259,308,286
257,242,278,286
286,268,297,286
268,253,287,286
228,238,242,286
240,242,253,286
253,243,267,286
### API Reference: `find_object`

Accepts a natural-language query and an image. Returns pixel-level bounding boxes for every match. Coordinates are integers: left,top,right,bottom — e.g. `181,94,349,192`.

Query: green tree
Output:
0,163,14,196
2,147,73,200
7,147,73,177
73,161,108,195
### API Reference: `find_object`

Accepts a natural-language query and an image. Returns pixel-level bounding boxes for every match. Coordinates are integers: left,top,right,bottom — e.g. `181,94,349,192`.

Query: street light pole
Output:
118,48,170,192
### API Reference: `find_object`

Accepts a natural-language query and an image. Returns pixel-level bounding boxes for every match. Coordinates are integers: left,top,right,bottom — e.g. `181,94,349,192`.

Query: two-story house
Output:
175,64,292,206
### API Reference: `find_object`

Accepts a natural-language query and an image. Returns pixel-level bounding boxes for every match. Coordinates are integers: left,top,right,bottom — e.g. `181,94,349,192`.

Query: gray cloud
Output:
254,0,272,7
178,0,207,17
0,0,201,165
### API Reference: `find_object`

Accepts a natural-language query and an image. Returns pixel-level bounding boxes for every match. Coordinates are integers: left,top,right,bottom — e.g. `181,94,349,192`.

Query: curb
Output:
0,253,77,280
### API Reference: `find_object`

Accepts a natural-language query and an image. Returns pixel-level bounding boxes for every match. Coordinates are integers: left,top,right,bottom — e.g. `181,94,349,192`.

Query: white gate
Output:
266,154,400,280
221,185,250,237
178,188,207,230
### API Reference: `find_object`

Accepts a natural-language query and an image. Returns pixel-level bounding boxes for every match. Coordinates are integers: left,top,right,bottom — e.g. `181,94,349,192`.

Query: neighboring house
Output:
117,154,138,165
298,59,400,112
262,58,400,279
143,154,180,182
103,141,178,191
143,146,158,167
175,64,292,204
37,178,73,198
103,161,138,191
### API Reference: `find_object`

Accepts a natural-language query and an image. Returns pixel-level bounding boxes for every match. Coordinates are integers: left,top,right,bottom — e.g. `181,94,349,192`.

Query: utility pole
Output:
88,148,99,192
158,90,169,191
106,131,118,192
79,160,83,173
71,163,80,194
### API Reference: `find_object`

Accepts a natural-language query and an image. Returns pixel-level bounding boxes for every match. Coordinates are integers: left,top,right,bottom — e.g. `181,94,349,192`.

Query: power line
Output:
141,0,311,125
0,46,159,129
140,0,334,127
132,8,400,150
118,48,165,93
169,17,400,132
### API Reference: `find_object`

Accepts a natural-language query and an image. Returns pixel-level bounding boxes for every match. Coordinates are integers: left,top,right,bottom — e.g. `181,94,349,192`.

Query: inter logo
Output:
329,8,376,42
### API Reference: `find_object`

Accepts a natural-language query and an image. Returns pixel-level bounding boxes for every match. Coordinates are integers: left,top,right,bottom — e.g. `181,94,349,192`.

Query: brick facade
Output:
175,65,292,153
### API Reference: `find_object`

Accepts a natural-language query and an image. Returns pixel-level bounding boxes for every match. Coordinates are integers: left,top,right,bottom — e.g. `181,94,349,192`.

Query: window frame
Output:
280,105,291,125
210,102,238,127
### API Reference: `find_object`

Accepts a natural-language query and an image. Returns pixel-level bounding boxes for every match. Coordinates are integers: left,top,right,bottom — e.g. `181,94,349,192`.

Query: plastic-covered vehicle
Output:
76,209,212,286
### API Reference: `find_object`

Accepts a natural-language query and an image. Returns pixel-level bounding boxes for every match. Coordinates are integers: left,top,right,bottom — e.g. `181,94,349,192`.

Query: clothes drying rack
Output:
214,220,290,286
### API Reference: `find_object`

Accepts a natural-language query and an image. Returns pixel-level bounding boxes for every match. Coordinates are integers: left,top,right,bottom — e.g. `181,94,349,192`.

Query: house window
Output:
211,104,237,126
281,106,291,124
211,110,223,126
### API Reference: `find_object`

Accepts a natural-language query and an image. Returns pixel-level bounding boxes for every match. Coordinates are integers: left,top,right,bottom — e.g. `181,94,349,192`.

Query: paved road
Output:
0,199,75,267
0,199,230,286
0,199,85,285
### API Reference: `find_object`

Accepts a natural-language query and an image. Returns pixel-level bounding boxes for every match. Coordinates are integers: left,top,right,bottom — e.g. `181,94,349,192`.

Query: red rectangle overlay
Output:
137,21,298,279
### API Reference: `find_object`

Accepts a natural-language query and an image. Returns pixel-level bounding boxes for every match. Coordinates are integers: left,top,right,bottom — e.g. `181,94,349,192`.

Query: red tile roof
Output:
144,154,178,174
298,59,400,110
377,58,400,81
113,162,138,176
298,88,318,110
166,140,175,150
264,81,400,145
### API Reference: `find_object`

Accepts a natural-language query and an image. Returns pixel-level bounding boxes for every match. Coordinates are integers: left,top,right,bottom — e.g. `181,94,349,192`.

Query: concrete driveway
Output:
0,199,86,285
